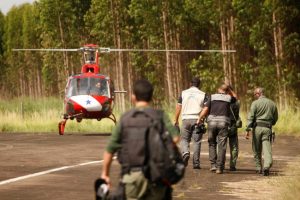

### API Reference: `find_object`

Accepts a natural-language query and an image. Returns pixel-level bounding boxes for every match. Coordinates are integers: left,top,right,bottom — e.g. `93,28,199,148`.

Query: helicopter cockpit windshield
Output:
84,51,96,64
66,77,109,97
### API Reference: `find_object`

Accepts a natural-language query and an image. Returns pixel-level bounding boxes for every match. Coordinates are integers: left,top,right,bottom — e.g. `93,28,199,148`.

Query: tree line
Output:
0,0,299,111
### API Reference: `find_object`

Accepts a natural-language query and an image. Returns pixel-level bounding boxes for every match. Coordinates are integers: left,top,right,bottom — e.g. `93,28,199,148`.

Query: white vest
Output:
180,87,206,120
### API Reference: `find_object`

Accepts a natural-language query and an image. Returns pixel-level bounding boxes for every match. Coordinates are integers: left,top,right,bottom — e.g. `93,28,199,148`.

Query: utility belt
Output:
255,122,272,129
122,166,143,175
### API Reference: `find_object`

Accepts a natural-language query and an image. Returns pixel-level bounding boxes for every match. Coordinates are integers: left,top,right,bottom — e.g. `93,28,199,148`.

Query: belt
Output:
256,122,272,129
129,167,143,172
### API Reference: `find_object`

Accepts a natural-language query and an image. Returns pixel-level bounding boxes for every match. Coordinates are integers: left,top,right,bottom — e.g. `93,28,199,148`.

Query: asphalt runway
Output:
0,133,299,200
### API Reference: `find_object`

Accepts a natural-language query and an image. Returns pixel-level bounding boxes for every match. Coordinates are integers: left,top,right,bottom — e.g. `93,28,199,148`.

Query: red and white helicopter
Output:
13,44,235,135
14,44,126,135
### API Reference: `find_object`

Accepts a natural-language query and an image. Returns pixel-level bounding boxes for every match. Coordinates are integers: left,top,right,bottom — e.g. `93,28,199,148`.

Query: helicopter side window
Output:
66,79,78,97
90,78,109,97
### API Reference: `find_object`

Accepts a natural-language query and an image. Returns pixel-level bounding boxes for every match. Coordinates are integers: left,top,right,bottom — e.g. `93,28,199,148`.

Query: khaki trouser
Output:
122,171,168,200
252,126,273,170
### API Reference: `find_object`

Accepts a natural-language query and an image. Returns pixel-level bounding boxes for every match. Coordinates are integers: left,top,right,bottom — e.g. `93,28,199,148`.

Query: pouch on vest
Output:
142,109,185,185
118,108,185,186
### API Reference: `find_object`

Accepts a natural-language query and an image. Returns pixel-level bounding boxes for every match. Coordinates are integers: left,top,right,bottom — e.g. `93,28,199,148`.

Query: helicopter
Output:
13,45,235,135
14,44,126,135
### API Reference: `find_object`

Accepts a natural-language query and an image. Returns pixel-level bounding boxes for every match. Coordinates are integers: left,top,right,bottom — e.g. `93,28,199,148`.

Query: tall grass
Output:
0,97,299,135
239,108,300,136
0,97,117,133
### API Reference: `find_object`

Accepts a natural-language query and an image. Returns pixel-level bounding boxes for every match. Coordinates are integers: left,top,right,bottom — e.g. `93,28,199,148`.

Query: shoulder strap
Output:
229,106,237,122
121,108,151,127
143,108,163,121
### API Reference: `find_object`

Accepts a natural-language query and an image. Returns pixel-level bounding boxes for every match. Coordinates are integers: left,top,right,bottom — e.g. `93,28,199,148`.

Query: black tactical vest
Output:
117,108,158,174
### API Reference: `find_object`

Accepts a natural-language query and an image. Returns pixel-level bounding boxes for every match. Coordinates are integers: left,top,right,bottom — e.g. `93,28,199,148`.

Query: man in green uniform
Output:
245,87,278,176
101,79,180,199
228,100,242,171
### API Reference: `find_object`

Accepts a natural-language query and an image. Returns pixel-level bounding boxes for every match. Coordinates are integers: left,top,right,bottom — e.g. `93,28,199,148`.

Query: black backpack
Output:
119,108,185,185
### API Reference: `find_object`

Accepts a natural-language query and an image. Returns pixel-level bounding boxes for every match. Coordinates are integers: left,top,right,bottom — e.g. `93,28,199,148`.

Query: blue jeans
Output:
207,120,229,169
180,119,203,166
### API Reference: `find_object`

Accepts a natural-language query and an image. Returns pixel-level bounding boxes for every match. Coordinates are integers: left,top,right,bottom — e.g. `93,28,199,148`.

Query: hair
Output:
255,87,264,95
191,77,201,87
219,83,230,93
133,79,154,102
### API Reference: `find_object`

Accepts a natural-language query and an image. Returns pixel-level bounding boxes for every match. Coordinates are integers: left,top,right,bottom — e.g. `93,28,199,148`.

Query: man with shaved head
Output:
245,87,278,176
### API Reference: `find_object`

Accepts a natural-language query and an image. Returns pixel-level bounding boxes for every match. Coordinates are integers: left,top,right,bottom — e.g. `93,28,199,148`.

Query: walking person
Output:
101,79,180,199
174,77,209,169
205,84,237,174
228,100,242,171
245,87,278,176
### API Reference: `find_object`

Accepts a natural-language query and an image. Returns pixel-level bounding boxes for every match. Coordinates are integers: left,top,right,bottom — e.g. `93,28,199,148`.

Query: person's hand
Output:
101,174,111,188
174,121,179,126
196,118,204,125
245,131,250,140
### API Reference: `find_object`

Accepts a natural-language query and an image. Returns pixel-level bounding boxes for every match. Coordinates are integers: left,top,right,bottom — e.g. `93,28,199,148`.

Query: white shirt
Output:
178,87,206,120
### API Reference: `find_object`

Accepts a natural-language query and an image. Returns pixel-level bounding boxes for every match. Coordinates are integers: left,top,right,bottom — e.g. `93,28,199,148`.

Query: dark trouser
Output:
207,121,229,170
180,119,203,166
228,126,239,168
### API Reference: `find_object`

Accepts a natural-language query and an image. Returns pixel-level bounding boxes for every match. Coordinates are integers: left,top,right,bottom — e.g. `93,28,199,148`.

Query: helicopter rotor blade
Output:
99,48,236,53
12,48,80,52
12,48,236,53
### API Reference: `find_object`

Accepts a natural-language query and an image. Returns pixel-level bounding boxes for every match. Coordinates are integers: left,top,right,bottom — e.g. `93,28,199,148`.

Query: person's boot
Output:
263,168,270,176
182,152,190,167
216,168,223,174
229,166,237,171
210,164,217,172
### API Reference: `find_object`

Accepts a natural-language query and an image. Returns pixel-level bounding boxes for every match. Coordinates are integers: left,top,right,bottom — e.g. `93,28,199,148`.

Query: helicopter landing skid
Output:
58,119,67,135
108,113,117,124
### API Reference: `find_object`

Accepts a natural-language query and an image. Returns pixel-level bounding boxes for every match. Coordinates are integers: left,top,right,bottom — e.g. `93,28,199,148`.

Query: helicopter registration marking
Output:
71,95,102,111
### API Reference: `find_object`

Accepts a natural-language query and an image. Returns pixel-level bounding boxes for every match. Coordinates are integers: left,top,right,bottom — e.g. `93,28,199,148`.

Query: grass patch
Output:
0,97,299,135
0,97,118,133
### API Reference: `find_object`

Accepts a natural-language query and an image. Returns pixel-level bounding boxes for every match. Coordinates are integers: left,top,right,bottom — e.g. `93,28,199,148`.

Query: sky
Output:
0,0,35,15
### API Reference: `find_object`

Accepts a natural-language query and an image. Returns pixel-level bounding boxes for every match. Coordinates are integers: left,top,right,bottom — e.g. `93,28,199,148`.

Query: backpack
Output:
118,108,185,185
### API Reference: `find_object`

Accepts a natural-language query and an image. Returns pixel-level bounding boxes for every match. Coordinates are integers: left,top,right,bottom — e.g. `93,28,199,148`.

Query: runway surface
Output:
0,132,299,200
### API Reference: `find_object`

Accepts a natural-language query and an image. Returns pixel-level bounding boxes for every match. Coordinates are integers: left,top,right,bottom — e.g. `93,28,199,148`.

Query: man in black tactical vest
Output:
101,79,180,200
204,84,238,174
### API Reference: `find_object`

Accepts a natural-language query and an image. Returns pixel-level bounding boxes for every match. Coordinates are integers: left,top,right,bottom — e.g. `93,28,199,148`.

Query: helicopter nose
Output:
70,95,102,112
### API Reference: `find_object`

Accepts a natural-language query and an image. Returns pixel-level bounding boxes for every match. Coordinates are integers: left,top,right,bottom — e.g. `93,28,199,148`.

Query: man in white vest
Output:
174,77,209,169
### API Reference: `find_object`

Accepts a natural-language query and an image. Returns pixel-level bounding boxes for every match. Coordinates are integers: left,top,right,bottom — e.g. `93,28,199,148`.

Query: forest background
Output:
0,0,299,133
